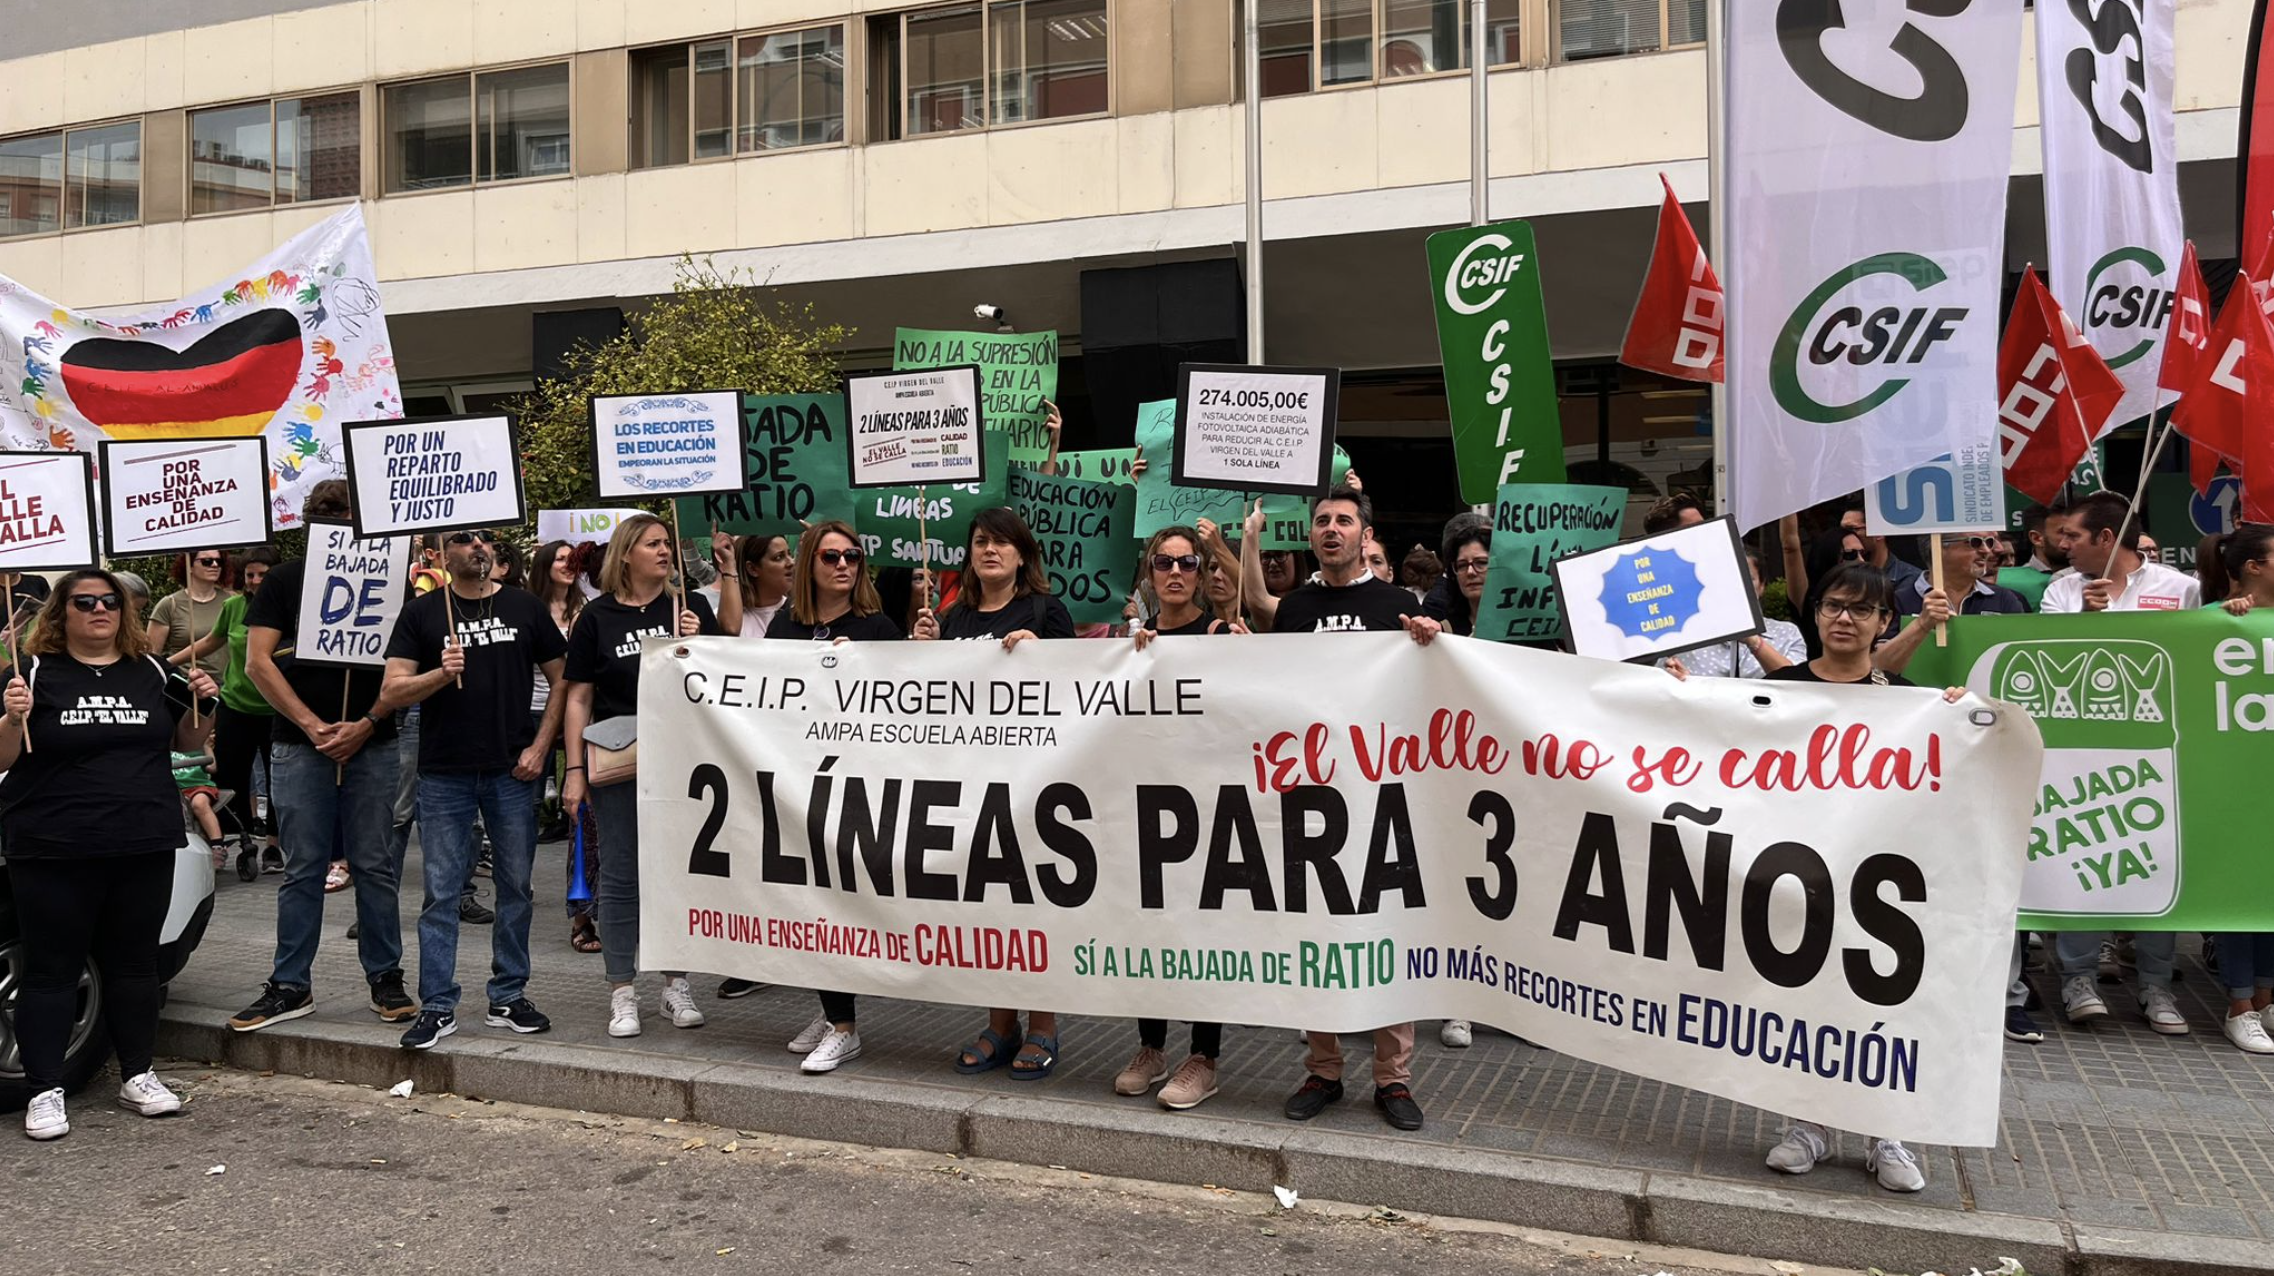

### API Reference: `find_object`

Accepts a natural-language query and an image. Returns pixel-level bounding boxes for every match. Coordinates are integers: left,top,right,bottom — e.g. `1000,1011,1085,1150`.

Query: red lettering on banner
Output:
1716,725,1941,793
1348,709,1510,782
1625,745,1701,793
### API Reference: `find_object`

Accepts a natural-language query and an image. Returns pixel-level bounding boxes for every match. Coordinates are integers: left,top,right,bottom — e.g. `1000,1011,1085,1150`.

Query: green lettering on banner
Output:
853,430,1011,570
1133,399,1245,537
894,327,1060,464
674,393,853,539
1426,220,1567,504
1906,610,2274,931
1471,483,1628,643
1008,466,1136,625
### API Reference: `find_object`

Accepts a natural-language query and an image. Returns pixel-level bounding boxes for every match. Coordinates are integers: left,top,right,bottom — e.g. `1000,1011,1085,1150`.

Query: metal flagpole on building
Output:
1470,0,1488,227
1243,0,1265,362
1705,0,1730,518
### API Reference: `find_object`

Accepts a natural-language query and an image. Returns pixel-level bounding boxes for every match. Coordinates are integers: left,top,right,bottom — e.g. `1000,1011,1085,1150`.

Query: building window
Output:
1257,0,1520,98
870,0,1109,140
632,25,846,167
0,121,141,236
1556,0,1704,62
0,132,64,238
383,63,571,194
191,92,361,215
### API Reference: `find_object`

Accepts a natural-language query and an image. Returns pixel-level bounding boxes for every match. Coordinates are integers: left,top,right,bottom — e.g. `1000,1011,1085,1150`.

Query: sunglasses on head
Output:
69,593,122,613
1840,548,1866,562
446,531,496,546
817,548,864,567
1151,553,1202,574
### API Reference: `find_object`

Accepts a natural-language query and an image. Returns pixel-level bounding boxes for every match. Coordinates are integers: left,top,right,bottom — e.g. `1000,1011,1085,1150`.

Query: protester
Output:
1838,503,1924,593
1893,533,2029,619
172,546,283,875
1399,545,1441,601
1437,516,1491,639
2137,532,2160,561
2197,532,2234,604
1,570,218,1139
227,481,415,1034
1664,550,1804,679
1798,527,1878,656
531,540,601,953
913,508,1076,1080
2198,526,2274,1050
1642,493,1705,533
383,528,568,1050
1362,533,1394,584
149,549,233,682
766,521,904,1072
1998,502,2077,616
713,533,793,638
489,538,526,590
563,514,716,1040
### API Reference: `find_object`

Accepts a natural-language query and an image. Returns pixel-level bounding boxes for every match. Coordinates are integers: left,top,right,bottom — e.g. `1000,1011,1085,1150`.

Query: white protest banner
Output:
1864,444,2006,536
639,634,2039,1145
537,507,646,548
845,367,986,488
1724,3,2024,530
0,451,96,571
1551,518,1762,663
1171,364,1340,497
2039,0,2184,430
590,390,747,499
292,519,411,668
339,415,525,538
98,438,272,555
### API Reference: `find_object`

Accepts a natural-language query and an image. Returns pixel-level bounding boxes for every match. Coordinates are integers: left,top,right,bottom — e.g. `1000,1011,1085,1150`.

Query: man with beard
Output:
1999,504,2070,612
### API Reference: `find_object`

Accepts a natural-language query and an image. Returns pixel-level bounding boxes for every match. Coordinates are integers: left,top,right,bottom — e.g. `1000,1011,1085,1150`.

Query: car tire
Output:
0,940,105,1112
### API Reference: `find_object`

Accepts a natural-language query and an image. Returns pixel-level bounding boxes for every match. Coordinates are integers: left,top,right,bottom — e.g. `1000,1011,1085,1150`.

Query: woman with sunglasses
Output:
151,549,234,683
764,521,902,1072
911,509,1076,1080
1,571,218,1139
561,515,717,1041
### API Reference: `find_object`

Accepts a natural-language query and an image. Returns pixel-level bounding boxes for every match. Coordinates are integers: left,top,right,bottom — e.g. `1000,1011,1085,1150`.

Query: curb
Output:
155,1003,2231,1276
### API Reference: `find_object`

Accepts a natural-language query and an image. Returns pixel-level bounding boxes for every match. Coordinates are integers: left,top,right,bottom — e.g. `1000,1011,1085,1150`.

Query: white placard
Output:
844,366,987,488
590,390,746,500
293,519,411,668
98,437,273,555
1864,442,2007,536
1171,363,1340,496
0,451,97,572
536,507,646,548
340,414,526,538
1552,517,1764,663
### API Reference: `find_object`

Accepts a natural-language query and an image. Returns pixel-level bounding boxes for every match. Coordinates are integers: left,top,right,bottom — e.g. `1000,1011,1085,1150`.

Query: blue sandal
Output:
1009,1032,1060,1081
954,1025,1019,1074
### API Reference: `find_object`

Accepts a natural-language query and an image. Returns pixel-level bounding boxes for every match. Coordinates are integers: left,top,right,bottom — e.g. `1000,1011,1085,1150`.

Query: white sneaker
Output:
2140,986,2190,1035
661,977,705,1029
1866,1138,1925,1192
117,1071,182,1117
801,1028,862,1074
1764,1122,1827,1174
2096,938,2123,983
23,1088,67,1141
608,985,641,1038
2062,974,2109,1022
1439,1020,1473,1048
2226,1011,2274,1054
787,1015,832,1054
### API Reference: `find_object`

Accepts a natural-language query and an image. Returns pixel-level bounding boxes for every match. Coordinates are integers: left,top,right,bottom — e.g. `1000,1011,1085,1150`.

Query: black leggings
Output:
1139,1019,1223,1059
820,990,856,1024
211,702,272,837
5,850,173,1092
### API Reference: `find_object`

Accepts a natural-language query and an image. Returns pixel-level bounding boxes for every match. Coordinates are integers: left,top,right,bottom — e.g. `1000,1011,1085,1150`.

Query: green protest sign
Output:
1133,399,1245,536
1906,610,2274,931
853,430,1011,570
1427,220,1566,504
1008,467,1136,624
894,327,1060,464
1056,448,1137,487
1471,484,1627,643
1254,447,1354,550
674,394,852,538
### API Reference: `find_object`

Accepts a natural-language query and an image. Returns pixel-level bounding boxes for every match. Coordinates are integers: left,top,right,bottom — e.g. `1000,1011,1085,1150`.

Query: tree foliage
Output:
511,256,853,516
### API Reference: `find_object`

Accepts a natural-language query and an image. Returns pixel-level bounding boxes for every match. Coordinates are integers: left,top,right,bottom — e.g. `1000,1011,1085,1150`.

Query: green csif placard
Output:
1427,220,1566,504
1471,483,1628,643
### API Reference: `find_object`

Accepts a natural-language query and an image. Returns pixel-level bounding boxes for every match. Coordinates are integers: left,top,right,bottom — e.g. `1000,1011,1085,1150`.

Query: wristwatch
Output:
362,711,386,727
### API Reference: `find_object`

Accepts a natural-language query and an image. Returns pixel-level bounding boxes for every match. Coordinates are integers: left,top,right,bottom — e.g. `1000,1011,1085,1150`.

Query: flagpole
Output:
1242,0,1265,363
1706,0,1730,521
1470,0,1488,227
2112,392,2175,554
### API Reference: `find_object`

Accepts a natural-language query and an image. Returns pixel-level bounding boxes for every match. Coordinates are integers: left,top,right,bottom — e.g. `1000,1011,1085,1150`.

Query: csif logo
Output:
1778,0,1973,143
1443,233,1526,316
2062,0,2154,174
1770,253,1969,424
2082,246,2173,369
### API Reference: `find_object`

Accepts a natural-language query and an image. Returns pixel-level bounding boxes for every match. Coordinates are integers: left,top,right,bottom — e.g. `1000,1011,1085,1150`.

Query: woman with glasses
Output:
1440,518,1492,638
765,521,903,1072
151,549,234,683
912,508,1075,1081
561,514,717,1041
1,571,218,1139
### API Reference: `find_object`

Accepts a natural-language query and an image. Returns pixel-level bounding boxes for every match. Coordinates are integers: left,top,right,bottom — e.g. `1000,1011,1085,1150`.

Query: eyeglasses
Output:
192,556,222,567
69,593,123,613
1817,600,1889,620
1151,553,1202,575
446,531,497,546
1839,549,1866,562
1454,558,1491,575
817,549,864,567
1943,536,1999,552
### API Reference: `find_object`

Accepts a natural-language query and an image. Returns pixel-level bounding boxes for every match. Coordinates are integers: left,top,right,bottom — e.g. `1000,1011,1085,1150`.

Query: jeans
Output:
2009,935,2029,1009
415,769,538,1012
5,850,171,1092
269,739,401,989
2056,931,2175,992
2215,934,2274,1001
387,706,478,909
591,781,645,985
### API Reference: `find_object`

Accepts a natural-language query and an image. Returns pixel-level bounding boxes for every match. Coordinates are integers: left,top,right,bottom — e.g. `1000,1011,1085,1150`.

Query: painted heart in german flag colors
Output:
59,309,302,440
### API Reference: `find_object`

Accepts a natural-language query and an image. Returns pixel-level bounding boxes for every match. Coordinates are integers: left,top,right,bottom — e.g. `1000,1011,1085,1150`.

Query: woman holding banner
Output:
561,515,716,1040
2204,526,2274,1053
149,550,234,683
1,570,218,1139
766,521,903,1072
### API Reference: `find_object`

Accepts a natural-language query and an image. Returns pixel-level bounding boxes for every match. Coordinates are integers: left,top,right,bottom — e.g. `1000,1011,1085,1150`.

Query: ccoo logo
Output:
1770,252,1970,424
2082,246,2173,370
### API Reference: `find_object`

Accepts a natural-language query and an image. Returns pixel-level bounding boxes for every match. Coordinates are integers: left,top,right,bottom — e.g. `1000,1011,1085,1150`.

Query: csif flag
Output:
1619,175,1723,383
1997,268,2126,506
2153,242,2224,495
2168,271,2274,523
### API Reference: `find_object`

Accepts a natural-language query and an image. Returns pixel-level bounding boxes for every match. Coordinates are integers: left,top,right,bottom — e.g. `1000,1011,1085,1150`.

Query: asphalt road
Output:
1,1066,1843,1276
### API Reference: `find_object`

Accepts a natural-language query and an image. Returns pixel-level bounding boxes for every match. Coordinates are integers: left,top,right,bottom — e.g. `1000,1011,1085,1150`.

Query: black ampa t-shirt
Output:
563,591,719,722
1766,663,1916,688
1269,576,1416,634
1145,613,1222,636
764,610,906,642
246,559,400,749
386,585,567,771
937,592,1076,642
0,654,189,858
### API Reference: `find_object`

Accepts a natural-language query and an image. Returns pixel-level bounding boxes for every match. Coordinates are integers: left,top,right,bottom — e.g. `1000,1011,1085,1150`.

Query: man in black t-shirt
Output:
382,529,567,1049
227,480,416,1034
1255,485,1442,1133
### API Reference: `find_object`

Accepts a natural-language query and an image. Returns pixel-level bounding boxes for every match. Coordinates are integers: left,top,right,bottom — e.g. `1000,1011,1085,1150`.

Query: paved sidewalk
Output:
157,844,2274,1276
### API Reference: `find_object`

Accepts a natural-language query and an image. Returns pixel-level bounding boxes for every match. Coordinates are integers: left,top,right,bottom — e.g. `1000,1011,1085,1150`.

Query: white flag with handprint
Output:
0,204,399,529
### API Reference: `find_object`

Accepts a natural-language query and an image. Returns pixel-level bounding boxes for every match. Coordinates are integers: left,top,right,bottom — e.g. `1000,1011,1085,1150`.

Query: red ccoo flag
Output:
1997,268,2126,505
2170,270,2274,522
1619,176,1723,383
2155,243,2226,495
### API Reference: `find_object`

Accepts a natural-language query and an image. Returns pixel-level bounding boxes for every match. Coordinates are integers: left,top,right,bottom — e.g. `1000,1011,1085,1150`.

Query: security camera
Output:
973,303,1007,327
